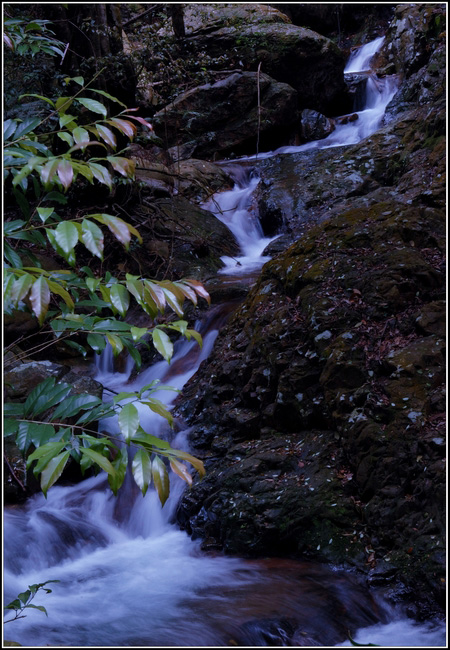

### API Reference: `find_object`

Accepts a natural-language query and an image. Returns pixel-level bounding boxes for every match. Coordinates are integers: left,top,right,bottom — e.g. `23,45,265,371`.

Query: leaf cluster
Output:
5,376,205,503
3,17,210,505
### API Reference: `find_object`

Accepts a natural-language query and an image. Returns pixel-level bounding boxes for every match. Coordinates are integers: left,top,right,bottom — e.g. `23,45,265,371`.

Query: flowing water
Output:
3,38,446,648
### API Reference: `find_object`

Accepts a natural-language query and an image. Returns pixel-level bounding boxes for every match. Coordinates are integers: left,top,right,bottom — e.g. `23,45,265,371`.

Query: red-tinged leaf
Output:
132,449,152,496
143,281,166,310
161,287,184,317
175,282,197,305
30,276,50,325
152,456,170,506
107,156,135,178
96,124,117,148
91,213,131,249
11,273,34,306
108,118,137,138
57,159,73,190
169,458,193,486
169,450,205,478
125,115,153,130
40,159,59,184
184,279,211,304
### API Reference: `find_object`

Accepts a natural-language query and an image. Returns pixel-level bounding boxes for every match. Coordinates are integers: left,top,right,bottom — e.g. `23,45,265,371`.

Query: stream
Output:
3,38,447,648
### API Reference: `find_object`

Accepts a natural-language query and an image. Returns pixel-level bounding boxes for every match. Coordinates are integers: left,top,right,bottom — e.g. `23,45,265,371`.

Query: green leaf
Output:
59,113,76,128
90,213,131,249
13,117,41,139
54,221,79,254
72,126,90,147
141,398,173,427
57,131,74,147
36,207,55,223
131,430,171,450
29,276,50,325
152,456,170,506
4,418,19,437
109,283,130,317
51,394,102,421
152,328,173,363
161,287,184,317
4,243,24,270
81,219,104,259
118,402,139,441
87,332,106,353
108,448,128,495
55,96,73,115
40,450,71,496
27,440,68,476
16,422,56,452
106,333,124,356
19,93,55,107
130,326,147,342
23,377,71,416
88,162,113,189
4,118,17,140
77,97,107,117
80,447,115,476
89,88,127,107
132,449,152,496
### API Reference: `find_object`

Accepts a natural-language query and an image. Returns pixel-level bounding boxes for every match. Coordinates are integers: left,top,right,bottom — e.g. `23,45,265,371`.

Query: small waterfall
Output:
344,36,385,73
203,169,277,277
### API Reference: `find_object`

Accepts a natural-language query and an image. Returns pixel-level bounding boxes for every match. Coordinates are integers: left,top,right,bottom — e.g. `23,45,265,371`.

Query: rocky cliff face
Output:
173,3,446,616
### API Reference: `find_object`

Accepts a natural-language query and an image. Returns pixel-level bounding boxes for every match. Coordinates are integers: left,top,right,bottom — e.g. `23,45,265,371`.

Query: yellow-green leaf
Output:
80,447,115,476
152,328,173,363
152,456,170,506
29,276,50,325
132,448,152,496
110,283,130,317
47,279,75,310
169,458,193,486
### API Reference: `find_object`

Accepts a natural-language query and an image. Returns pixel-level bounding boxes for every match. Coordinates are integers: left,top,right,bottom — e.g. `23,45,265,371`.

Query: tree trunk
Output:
169,5,185,39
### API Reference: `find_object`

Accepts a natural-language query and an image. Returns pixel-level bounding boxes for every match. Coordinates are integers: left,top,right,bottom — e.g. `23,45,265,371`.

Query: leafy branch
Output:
4,580,60,624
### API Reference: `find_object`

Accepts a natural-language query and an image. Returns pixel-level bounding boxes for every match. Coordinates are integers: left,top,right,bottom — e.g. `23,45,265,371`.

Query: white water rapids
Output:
3,38,446,647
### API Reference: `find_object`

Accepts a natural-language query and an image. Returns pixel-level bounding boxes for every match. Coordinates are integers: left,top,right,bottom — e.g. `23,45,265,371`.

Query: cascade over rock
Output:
174,3,446,615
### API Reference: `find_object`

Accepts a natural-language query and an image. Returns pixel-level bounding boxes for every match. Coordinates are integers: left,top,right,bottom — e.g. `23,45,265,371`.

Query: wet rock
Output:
186,6,348,114
153,71,298,160
300,109,335,142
